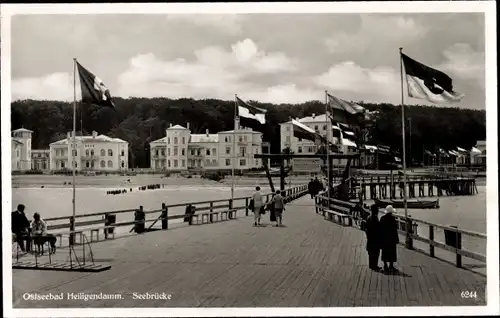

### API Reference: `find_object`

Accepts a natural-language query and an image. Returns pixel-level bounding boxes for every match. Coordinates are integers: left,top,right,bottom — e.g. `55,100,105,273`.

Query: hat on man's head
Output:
385,205,395,214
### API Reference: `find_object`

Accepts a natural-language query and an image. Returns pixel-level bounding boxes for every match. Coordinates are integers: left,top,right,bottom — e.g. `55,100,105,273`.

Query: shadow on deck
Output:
12,196,486,307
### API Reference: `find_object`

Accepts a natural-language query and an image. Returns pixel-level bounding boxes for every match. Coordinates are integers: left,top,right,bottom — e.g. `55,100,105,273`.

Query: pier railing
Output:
41,184,309,248
315,194,486,274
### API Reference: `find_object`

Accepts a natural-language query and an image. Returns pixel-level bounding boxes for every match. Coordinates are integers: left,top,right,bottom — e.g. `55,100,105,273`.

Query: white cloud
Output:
325,15,429,54
165,14,244,35
11,72,81,101
314,61,400,103
116,39,299,100
439,43,484,86
244,84,322,105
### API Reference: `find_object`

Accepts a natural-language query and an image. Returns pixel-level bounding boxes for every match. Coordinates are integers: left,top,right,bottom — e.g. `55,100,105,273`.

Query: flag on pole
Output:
401,53,464,103
76,61,115,108
236,96,266,124
326,93,378,125
291,119,324,144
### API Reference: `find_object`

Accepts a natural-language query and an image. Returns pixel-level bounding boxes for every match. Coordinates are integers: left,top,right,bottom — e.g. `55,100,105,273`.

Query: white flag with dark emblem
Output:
236,96,266,124
401,53,464,103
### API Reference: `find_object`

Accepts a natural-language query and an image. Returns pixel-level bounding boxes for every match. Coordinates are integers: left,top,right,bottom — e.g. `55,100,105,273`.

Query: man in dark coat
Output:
308,179,315,199
380,205,399,272
365,204,382,270
12,204,31,253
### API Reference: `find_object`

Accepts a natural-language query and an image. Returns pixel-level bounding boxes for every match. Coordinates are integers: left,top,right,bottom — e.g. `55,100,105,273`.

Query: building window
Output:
298,146,302,153
174,147,178,156
197,149,201,156
160,149,164,156
168,160,171,167
174,137,178,144
174,160,178,167
298,138,302,142
100,149,105,156
286,136,290,142
168,148,171,156
244,136,247,141
239,136,243,142
240,159,246,166
61,162,65,169
108,160,113,168
255,160,259,166
314,125,319,131
286,126,290,132
108,149,113,156
181,148,185,156
156,150,159,156
212,148,216,156
225,159,231,166
86,161,90,168
121,161,125,168
182,137,185,144
323,125,327,130
206,149,211,156
240,147,246,156
167,137,170,144
212,159,216,165
225,147,230,154
182,160,185,167
73,150,77,157
91,161,95,168
255,148,259,154
86,149,90,156
100,160,105,168
224,137,228,142
73,161,77,168
121,150,125,156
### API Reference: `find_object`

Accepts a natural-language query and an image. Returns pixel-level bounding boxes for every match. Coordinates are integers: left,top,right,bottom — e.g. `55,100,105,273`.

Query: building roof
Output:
219,129,262,134
150,137,168,144
167,124,189,130
281,113,329,124
190,134,219,143
32,149,50,153
12,128,33,133
50,134,128,145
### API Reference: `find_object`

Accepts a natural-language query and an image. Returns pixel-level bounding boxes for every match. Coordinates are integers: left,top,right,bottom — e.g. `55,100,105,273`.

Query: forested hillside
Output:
11,98,486,168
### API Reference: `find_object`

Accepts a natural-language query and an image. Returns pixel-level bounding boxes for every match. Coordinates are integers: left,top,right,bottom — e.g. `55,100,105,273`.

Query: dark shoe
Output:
389,266,397,272
383,266,389,272
253,222,257,226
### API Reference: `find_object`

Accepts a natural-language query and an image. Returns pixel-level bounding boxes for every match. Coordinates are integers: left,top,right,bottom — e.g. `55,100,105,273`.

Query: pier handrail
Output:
44,185,306,224
315,194,486,271
41,184,309,245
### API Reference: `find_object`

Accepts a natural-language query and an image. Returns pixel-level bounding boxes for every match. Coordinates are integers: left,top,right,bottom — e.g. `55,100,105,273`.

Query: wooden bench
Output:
201,211,221,224
89,225,117,242
324,206,352,226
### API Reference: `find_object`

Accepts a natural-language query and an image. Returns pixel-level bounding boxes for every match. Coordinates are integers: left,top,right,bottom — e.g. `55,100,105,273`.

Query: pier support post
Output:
209,202,214,223
429,225,435,257
228,199,234,219
134,206,145,234
69,217,75,246
161,203,169,230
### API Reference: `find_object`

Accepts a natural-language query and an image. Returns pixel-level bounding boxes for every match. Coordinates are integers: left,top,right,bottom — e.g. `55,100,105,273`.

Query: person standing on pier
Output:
308,179,315,199
271,190,285,227
251,186,264,226
12,204,32,253
365,204,382,271
380,205,399,272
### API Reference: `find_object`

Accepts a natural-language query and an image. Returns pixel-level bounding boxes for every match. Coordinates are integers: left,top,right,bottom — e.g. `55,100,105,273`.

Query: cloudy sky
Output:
10,12,485,108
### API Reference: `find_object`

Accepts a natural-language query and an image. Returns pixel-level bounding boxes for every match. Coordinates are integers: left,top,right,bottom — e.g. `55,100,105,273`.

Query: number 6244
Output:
461,291,477,298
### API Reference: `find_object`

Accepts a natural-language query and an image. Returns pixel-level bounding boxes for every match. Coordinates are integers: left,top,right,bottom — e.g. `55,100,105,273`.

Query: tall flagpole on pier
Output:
72,58,77,223
231,94,238,201
325,90,331,201
399,48,410,248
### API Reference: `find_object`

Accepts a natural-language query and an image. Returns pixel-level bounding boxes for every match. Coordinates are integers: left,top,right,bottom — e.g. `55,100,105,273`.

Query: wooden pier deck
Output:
12,196,486,308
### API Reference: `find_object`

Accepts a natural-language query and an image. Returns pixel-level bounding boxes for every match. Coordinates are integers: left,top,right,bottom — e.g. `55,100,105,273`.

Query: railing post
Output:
209,202,214,223
134,206,145,233
161,203,169,230
429,225,435,257
315,196,319,214
69,216,75,246
405,218,414,249
245,198,249,216
228,199,233,219
456,231,462,268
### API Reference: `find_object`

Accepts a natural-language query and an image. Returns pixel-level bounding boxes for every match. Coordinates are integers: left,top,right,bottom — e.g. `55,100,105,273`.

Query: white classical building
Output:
11,128,33,171
49,131,129,172
31,149,50,171
150,123,265,171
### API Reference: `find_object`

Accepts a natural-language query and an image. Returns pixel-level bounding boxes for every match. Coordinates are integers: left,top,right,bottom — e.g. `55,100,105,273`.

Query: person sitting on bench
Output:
31,212,57,255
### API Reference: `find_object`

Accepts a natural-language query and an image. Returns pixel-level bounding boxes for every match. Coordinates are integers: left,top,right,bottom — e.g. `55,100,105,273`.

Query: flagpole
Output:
399,47,410,249
325,90,331,201
231,94,237,201
72,58,77,229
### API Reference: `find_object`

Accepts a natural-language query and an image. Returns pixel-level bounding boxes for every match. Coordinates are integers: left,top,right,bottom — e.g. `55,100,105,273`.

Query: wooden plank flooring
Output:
12,196,486,307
